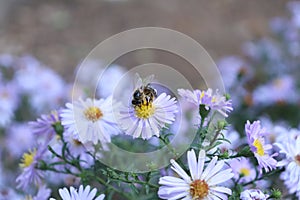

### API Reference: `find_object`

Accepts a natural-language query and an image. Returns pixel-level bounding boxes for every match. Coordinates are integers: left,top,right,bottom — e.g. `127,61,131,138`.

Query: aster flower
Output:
96,64,128,98
63,132,94,167
29,110,60,140
25,185,51,200
275,134,300,197
178,88,233,117
240,189,269,200
252,75,298,105
0,188,22,199
118,92,178,140
158,149,234,200
16,146,46,190
229,158,256,184
0,83,18,126
245,120,277,173
218,56,251,90
6,123,35,157
60,97,120,145
14,56,65,112
50,185,105,200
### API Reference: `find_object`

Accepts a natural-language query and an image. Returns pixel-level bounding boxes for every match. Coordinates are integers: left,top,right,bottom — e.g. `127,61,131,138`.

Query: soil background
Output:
0,0,289,81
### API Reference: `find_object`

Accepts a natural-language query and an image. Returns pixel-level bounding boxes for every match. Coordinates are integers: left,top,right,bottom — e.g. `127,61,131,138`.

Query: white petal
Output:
207,169,234,185
197,149,206,179
170,159,191,183
186,150,198,181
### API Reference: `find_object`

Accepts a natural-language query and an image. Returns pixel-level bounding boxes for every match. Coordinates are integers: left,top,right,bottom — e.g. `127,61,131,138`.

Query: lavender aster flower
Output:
252,76,298,105
240,189,269,200
16,146,46,190
229,158,256,184
50,185,105,200
0,83,18,126
25,185,51,200
245,120,277,173
6,123,35,157
178,88,233,117
158,149,234,200
29,110,60,140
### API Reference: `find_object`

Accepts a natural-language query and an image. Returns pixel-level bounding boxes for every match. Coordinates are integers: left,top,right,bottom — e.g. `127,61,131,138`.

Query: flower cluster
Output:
2,2,300,199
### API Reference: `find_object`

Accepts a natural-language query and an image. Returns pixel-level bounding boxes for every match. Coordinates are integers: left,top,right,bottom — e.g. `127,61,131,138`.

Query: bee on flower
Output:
118,74,178,140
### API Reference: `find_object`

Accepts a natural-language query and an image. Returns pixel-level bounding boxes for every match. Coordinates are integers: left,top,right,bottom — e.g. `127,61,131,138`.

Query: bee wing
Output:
142,74,155,85
134,73,143,90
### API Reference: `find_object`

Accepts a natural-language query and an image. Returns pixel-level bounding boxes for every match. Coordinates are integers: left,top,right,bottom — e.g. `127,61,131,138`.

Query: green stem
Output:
95,176,132,200
242,168,284,186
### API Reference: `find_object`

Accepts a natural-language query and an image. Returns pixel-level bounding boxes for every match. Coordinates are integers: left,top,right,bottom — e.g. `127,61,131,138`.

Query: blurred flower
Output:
245,120,277,173
252,75,298,105
158,149,234,199
29,68,65,112
229,158,256,184
275,133,300,197
50,185,105,200
287,1,300,28
178,88,233,117
63,132,94,168
0,188,22,200
259,117,290,143
60,97,120,146
118,93,178,140
26,185,51,200
97,64,128,98
217,56,251,90
0,53,14,68
240,189,269,200
16,146,46,190
14,56,65,112
0,83,18,126
5,123,35,157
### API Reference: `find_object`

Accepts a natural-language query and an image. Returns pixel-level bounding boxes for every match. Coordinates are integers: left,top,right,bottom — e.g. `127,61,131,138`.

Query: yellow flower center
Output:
240,168,250,177
295,155,300,166
274,78,283,89
134,102,155,119
190,180,209,199
20,149,36,168
211,96,217,103
73,139,82,146
84,106,103,122
200,91,205,99
25,195,33,200
253,139,264,156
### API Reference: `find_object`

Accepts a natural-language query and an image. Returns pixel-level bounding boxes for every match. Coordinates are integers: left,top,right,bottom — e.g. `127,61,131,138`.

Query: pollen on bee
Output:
134,102,155,119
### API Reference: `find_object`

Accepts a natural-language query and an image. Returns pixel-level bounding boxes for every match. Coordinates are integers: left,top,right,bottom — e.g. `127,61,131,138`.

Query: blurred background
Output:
0,0,289,80
1,0,300,199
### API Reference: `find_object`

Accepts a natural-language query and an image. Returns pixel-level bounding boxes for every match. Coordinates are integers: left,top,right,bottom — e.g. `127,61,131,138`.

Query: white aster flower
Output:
118,93,178,140
240,189,269,200
60,97,120,146
275,134,300,196
158,149,234,200
50,185,105,200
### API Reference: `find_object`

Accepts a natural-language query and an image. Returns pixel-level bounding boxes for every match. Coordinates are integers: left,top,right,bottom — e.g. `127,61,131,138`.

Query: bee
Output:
131,73,157,107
